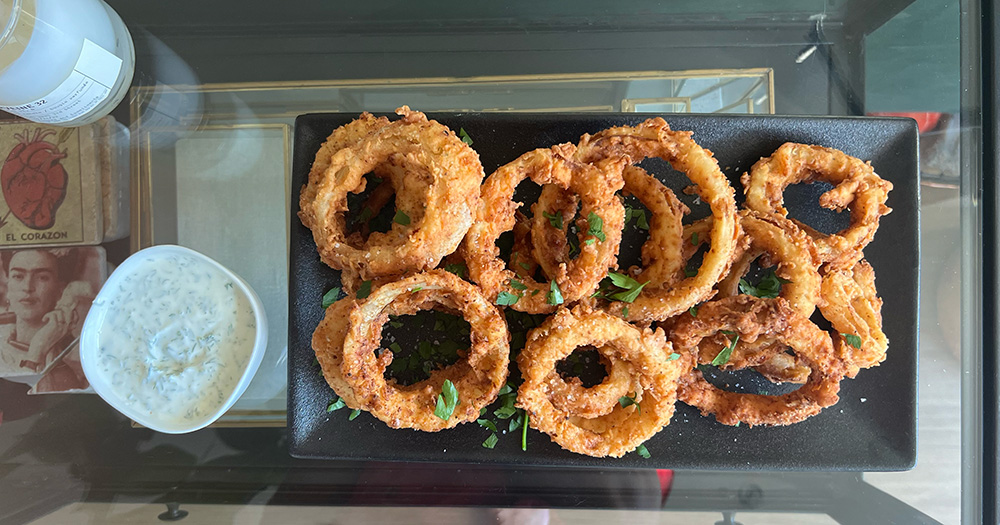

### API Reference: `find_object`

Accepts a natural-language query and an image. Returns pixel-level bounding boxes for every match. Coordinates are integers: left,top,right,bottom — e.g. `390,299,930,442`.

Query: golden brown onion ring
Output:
546,350,639,419
332,270,509,431
529,178,626,303
671,296,843,427
299,107,484,280
819,260,888,378
516,306,688,458
574,118,740,322
741,142,892,269
463,145,626,313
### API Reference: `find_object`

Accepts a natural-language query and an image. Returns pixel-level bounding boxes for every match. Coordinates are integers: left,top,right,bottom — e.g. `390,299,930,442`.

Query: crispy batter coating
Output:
819,260,888,377
574,118,740,322
517,306,688,457
323,271,509,431
463,145,626,313
741,142,892,269
299,107,484,280
671,296,844,427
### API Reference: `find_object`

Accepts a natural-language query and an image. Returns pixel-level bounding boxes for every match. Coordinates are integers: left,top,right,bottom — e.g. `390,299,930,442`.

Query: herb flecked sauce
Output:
94,253,256,427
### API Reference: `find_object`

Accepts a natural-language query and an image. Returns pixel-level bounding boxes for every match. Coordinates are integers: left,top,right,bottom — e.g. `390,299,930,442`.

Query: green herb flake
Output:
434,379,460,420
477,419,498,433
321,287,341,309
586,211,606,242
635,444,651,458
842,333,863,349
509,412,523,432
327,398,346,412
357,280,372,299
444,262,467,278
522,411,529,451
684,267,698,278
610,282,648,303
622,306,629,317
496,291,521,306
393,210,411,225
509,279,528,291
518,261,533,271
542,211,563,229
607,272,642,290
483,432,498,449
635,210,650,230
547,280,564,305
348,409,361,421
388,342,403,355
666,353,681,361
459,127,474,146
691,232,699,246
738,270,792,299
711,333,740,366
689,305,699,317
618,393,640,414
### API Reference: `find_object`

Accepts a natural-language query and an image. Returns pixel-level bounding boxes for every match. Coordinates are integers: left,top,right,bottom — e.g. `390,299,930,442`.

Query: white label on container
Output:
0,39,123,124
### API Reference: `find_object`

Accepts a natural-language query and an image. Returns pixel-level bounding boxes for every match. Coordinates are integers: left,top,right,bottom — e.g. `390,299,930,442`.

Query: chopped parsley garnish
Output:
327,398,346,412
738,269,791,299
496,291,521,306
618,393,641,414
459,127,474,146
522,411,529,451
622,306,629,317
842,333,863,349
691,232,699,246
357,280,372,299
509,279,528,291
711,333,740,366
586,212,606,242
321,287,341,309
434,379,459,420
444,262,467,279
483,432,499,449
518,261,533,271
605,272,648,303
547,280,564,305
355,206,374,225
689,305,699,317
625,207,650,230
477,419,498,432
666,353,681,361
348,409,361,421
542,211,563,229
685,267,698,278
509,412,523,432
393,210,411,225
389,320,403,328
389,342,403,355
635,444,651,458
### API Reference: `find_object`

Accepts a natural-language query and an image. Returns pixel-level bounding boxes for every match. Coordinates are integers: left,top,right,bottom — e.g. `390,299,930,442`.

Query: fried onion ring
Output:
516,306,688,457
529,179,626,302
546,351,639,419
299,107,484,280
819,260,888,378
741,142,893,269
463,145,626,313
331,270,509,431
672,296,843,427
573,118,740,322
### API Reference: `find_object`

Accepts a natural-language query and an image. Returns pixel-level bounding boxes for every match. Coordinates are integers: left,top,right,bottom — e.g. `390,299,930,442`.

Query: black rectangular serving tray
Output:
289,113,919,470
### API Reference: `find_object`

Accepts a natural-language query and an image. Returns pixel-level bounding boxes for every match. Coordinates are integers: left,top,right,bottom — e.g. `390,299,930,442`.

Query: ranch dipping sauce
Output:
91,251,257,429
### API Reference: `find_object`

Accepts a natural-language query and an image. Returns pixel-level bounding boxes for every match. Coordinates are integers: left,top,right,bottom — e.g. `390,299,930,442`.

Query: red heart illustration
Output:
1,129,68,230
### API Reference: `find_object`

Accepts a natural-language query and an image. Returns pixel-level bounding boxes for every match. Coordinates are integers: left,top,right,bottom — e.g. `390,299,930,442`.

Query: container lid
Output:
0,0,35,73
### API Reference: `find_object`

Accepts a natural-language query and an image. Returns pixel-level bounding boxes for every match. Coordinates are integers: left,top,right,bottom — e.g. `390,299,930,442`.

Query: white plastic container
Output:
0,0,135,126
79,245,268,433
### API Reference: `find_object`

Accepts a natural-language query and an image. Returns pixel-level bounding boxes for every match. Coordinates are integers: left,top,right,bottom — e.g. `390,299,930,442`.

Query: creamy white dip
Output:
92,252,256,427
